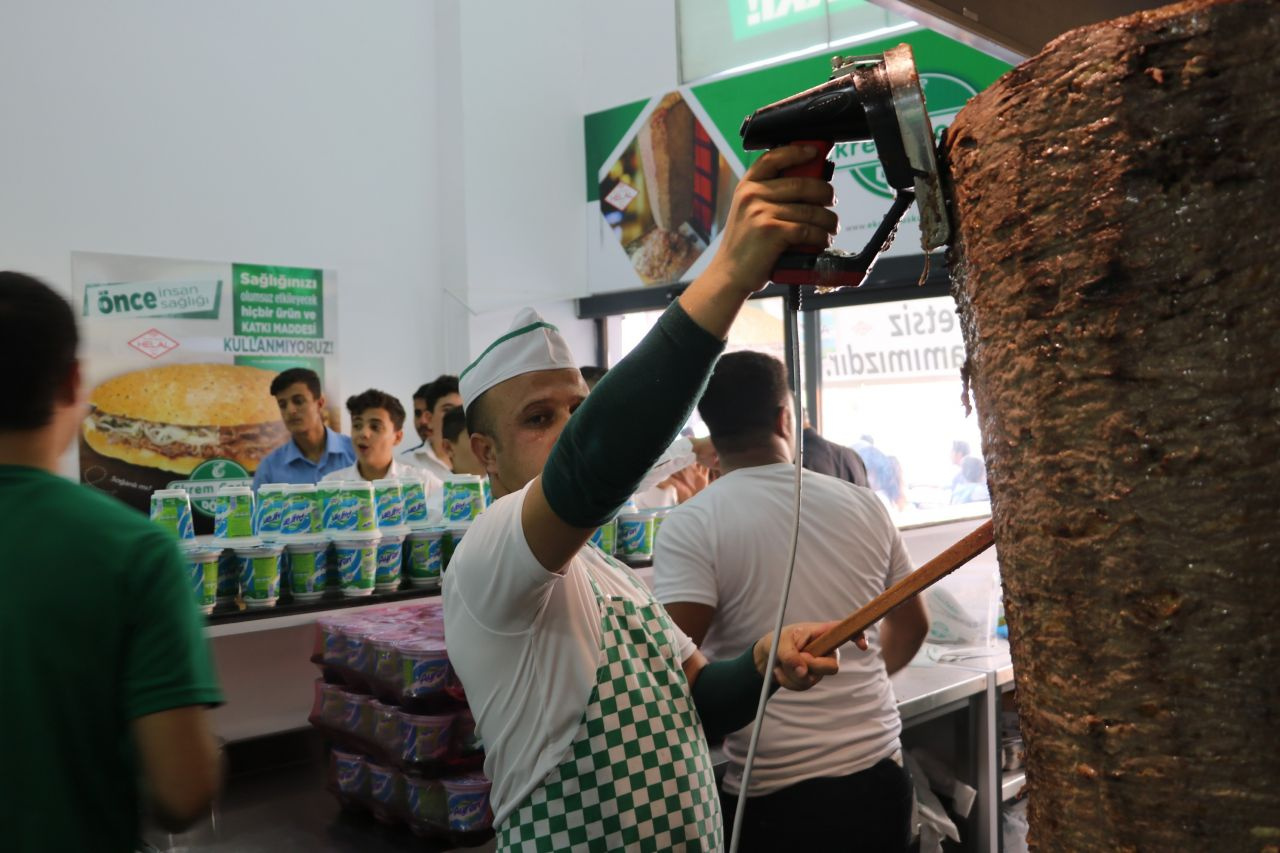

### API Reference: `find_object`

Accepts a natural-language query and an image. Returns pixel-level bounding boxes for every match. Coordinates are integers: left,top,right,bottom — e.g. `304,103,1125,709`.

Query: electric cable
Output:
728,287,806,853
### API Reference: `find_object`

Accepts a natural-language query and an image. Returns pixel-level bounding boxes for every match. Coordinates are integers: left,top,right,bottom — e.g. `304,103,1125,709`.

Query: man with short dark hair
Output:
439,407,486,476
654,350,930,852
252,366,355,487
325,389,437,486
0,272,224,850
401,375,460,481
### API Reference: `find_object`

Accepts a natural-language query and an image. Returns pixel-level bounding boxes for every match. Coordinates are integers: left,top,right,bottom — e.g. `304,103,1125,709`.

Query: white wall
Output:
450,0,680,365
469,299,599,371
0,0,446,431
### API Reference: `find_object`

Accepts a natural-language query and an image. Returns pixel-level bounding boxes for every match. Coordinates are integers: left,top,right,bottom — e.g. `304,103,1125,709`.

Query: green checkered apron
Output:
497,554,723,851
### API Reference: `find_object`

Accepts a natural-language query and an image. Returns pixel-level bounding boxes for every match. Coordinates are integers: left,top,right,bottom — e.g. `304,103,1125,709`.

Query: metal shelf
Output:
1002,769,1026,802
205,588,440,638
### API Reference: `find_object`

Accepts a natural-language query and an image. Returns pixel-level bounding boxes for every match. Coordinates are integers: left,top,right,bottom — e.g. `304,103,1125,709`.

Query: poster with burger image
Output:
73,252,339,533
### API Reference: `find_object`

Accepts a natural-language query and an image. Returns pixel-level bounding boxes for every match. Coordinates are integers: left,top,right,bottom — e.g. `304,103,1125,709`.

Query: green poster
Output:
232,264,324,338
693,29,1008,172
583,27,1012,291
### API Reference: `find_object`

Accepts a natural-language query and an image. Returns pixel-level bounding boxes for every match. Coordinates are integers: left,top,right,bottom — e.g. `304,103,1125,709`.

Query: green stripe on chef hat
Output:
459,308,578,410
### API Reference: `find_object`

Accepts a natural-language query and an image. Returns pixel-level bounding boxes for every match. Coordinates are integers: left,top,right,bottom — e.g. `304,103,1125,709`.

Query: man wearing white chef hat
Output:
443,145,852,851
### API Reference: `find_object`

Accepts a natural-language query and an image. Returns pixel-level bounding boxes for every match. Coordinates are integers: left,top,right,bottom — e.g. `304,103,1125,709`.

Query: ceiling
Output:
869,0,1172,62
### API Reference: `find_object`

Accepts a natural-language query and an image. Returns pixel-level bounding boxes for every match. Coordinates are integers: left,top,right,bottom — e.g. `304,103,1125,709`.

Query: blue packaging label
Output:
216,554,239,598
254,493,284,535
328,495,360,531
402,485,428,522
617,518,653,555
186,559,204,597
319,489,340,528
375,487,404,527
444,484,481,522
375,541,402,584
369,766,397,804
334,754,365,795
335,545,374,588
343,698,366,733
403,655,449,697
447,789,491,832
280,496,317,534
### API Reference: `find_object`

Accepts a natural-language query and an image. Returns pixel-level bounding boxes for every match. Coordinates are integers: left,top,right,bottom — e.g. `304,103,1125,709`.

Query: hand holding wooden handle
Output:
806,520,995,658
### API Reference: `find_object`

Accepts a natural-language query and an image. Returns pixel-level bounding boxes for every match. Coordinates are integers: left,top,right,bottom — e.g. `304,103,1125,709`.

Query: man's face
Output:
429,392,463,453
472,369,587,496
351,407,403,470
412,397,431,443
275,383,325,438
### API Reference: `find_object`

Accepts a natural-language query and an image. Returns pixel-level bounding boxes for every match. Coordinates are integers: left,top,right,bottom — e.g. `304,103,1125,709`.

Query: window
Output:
606,296,791,434
818,295,988,524
677,0,914,82
593,289,986,529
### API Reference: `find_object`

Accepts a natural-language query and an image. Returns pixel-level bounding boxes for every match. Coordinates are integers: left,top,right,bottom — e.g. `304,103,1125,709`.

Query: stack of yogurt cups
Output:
325,481,382,597
277,483,329,603
372,478,412,593
403,475,445,591
439,475,488,572
151,487,220,616
309,602,493,842
214,483,286,610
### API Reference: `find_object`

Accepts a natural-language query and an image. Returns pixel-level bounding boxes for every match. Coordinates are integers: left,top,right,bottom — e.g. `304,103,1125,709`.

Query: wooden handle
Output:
806,519,995,658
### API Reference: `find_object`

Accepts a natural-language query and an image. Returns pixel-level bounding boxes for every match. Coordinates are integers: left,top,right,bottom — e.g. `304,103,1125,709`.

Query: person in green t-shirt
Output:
0,272,225,852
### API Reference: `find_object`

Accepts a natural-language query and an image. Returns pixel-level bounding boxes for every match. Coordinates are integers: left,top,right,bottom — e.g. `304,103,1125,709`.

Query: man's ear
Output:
471,432,499,478
393,428,404,448
775,404,793,440
60,359,82,406
316,393,327,412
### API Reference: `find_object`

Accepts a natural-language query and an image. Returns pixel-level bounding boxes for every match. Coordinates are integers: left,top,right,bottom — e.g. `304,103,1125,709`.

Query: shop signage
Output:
72,251,340,531
821,296,966,384
729,0,862,40
583,28,1010,293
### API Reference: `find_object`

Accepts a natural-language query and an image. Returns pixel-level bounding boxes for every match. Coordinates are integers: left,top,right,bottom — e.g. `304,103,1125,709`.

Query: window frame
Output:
576,252,951,427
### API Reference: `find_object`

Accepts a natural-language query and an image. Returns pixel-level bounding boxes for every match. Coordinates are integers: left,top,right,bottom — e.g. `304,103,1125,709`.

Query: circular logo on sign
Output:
188,458,250,516
836,72,979,200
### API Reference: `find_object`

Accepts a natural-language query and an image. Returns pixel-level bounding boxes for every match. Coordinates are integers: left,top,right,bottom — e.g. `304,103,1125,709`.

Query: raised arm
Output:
524,145,837,573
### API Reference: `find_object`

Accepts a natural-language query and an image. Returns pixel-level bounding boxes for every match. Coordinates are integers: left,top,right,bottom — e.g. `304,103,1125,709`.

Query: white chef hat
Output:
459,308,578,409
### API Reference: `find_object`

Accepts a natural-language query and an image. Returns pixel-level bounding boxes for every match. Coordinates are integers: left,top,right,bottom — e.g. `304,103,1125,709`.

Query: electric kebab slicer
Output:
739,44,949,288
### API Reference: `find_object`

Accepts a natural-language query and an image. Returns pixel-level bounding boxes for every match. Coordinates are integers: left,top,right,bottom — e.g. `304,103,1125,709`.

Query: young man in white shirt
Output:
653,350,931,852
399,376,459,481
324,389,439,489
444,145,851,851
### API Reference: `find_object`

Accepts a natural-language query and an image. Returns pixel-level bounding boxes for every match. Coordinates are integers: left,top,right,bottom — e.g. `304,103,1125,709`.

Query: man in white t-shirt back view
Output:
654,350,931,852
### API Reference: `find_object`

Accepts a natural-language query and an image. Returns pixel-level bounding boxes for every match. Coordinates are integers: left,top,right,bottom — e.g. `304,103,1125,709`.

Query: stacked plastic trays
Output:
309,601,494,846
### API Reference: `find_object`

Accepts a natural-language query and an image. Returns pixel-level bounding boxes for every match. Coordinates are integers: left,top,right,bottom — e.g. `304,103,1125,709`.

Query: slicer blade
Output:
883,44,950,252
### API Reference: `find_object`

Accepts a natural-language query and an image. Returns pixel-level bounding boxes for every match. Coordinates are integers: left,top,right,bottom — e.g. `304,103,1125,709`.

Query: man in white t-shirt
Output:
444,145,848,851
654,350,930,852
322,389,441,492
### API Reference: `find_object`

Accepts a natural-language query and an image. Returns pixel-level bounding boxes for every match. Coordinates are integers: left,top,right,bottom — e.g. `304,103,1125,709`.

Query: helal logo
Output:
832,73,978,200
169,458,251,517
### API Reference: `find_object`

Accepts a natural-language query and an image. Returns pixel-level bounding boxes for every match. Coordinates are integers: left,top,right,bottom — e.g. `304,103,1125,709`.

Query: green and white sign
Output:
169,458,252,518
232,264,324,338
83,279,221,320
583,29,1010,293
728,0,863,40
72,251,341,531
